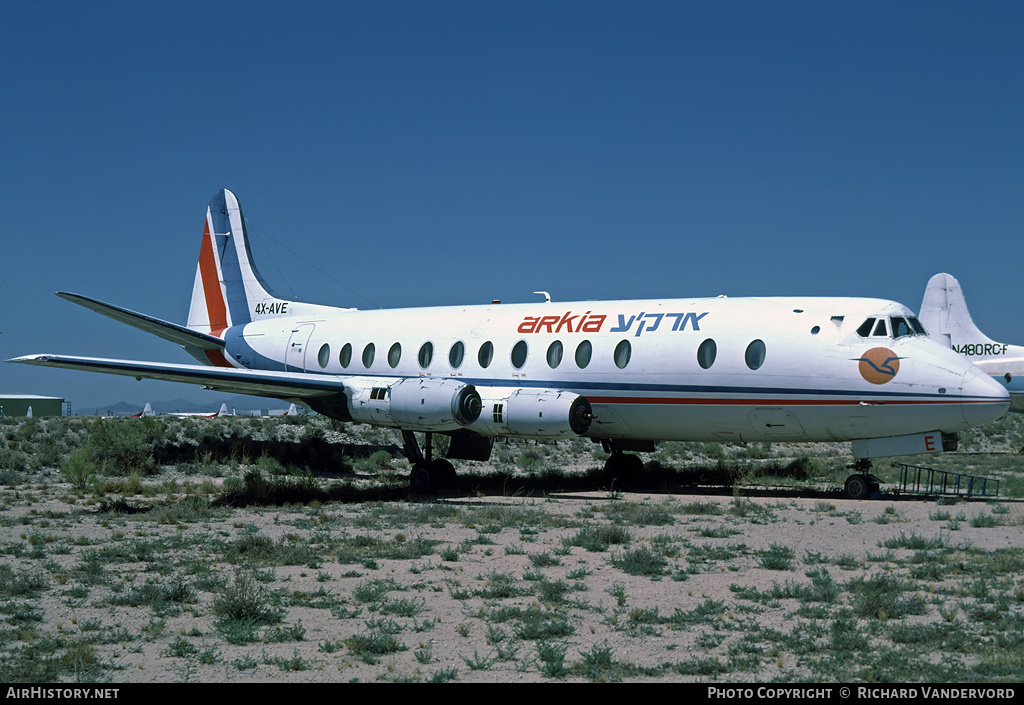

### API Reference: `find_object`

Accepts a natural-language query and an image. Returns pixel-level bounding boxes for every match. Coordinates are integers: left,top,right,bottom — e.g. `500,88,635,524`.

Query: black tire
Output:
844,474,869,500
604,452,644,480
430,459,457,489
410,463,434,493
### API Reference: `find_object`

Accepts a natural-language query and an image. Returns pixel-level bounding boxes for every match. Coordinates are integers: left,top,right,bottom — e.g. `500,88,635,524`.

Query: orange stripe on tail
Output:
198,219,228,335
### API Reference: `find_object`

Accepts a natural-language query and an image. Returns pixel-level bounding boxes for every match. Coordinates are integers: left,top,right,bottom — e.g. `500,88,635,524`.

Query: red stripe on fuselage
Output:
585,396,996,406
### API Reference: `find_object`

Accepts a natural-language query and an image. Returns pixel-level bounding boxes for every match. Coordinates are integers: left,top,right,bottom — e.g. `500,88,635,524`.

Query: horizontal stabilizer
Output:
56,293,225,351
9,354,346,400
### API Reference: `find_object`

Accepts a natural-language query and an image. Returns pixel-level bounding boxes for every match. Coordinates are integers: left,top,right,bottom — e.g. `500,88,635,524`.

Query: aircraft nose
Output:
961,364,1010,427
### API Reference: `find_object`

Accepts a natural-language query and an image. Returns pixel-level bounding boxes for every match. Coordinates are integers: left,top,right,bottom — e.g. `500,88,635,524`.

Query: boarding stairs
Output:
890,462,1000,498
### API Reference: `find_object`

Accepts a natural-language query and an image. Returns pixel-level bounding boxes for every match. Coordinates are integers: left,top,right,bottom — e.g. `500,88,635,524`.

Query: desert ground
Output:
0,414,1022,683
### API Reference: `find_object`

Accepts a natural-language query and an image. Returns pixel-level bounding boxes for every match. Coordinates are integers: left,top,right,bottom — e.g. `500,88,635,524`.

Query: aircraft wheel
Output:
604,452,644,480
430,459,457,489
410,462,434,493
410,459,457,493
844,474,870,500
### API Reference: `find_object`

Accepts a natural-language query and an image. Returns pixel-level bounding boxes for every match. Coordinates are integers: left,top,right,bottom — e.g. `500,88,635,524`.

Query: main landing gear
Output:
403,430,457,493
844,459,881,500
603,451,644,479
600,439,651,481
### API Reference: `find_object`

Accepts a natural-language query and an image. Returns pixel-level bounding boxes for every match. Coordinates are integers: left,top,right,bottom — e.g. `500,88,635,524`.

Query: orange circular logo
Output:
857,347,901,385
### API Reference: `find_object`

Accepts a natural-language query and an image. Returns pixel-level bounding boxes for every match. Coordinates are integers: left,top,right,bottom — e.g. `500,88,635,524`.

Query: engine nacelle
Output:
345,377,482,432
469,387,593,439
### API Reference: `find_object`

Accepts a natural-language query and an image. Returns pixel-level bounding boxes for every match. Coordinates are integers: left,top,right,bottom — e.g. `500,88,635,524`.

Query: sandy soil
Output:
3,472,1022,684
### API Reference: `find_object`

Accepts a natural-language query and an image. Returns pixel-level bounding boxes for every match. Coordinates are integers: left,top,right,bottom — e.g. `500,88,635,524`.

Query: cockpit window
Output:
891,317,912,338
858,315,927,339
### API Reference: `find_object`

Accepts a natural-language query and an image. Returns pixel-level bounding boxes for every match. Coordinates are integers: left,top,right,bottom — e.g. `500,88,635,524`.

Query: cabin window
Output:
317,343,330,369
511,340,528,369
478,341,494,368
614,340,631,369
362,343,375,368
546,341,563,368
339,343,352,368
418,342,433,369
745,339,765,370
857,318,875,337
575,340,593,369
388,343,402,368
449,341,465,369
697,339,717,369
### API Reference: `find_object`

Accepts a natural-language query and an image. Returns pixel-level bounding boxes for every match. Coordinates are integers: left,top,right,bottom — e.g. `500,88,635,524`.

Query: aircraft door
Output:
748,407,805,438
286,324,316,372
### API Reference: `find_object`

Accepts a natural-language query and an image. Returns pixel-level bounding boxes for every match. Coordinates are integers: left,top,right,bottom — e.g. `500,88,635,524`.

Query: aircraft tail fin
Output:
187,189,282,337
919,273,996,349
130,402,154,418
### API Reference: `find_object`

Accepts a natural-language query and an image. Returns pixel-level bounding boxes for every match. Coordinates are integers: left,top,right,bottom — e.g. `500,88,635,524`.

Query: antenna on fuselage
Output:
534,291,551,303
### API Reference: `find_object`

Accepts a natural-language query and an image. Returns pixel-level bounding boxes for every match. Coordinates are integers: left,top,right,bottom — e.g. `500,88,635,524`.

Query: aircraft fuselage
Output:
213,293,1005,447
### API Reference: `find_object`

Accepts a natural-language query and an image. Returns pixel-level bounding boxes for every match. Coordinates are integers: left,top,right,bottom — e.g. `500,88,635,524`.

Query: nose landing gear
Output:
844,459,881,500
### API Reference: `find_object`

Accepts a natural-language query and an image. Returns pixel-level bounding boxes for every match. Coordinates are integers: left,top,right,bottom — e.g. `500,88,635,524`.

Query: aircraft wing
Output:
56,293,225,351
9,354,346,399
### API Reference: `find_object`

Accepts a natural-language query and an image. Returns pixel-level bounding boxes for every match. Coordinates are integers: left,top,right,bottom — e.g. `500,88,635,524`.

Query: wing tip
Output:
7,354,49,364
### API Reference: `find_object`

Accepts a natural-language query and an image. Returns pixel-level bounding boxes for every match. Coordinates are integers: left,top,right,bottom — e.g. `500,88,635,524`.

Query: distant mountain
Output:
75,400,144,417
73,394,302,417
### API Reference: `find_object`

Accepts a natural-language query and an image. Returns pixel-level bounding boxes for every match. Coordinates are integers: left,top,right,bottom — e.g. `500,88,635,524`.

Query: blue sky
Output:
2,1,1022,410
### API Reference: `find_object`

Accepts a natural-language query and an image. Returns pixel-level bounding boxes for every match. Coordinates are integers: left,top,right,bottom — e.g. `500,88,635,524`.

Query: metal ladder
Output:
891,462,1000,498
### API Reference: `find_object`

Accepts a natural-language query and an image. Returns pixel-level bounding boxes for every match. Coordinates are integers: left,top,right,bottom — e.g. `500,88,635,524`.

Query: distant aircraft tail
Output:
187,189,282,337
920,272,1024,412
919,273,997,351
130,402,154,418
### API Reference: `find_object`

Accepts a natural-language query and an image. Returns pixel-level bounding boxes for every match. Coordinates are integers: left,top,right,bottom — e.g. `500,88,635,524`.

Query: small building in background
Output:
0,395,66,418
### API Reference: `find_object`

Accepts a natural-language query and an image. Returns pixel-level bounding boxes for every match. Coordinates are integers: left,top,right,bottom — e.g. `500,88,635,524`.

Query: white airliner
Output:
920,272,1024,413
129,402,230,418
10,190,1009,498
